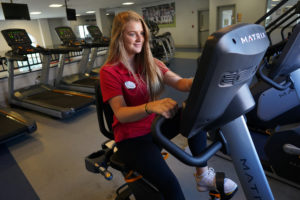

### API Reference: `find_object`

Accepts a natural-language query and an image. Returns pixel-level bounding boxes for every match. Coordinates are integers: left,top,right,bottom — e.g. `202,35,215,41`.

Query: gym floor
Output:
1,49,299,200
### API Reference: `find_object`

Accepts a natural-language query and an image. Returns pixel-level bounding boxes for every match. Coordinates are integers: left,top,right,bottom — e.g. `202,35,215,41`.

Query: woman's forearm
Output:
109,97,178,123
113,104,149,123
174,78,194,92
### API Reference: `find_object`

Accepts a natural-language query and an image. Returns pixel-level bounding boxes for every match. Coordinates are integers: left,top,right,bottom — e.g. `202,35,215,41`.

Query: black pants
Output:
116,115,207,200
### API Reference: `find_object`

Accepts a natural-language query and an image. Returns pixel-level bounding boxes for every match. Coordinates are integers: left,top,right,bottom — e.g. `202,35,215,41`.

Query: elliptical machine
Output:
246,25,300,186
85,23,272,200
146,20,175,65
243,0,300,187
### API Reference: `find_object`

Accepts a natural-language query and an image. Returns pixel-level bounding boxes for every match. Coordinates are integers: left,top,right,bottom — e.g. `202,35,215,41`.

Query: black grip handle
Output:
258,61,291,90
152,115,222,167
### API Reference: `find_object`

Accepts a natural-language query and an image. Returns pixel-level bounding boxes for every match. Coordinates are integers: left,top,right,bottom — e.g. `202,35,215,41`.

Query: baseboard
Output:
175,44,200,49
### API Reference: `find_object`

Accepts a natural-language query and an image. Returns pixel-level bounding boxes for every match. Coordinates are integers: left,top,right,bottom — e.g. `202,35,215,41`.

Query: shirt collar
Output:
110,62,130,75
111,61,143,75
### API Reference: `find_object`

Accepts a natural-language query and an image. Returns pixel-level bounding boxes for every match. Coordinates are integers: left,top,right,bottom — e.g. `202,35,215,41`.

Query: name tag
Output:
125,81,136,89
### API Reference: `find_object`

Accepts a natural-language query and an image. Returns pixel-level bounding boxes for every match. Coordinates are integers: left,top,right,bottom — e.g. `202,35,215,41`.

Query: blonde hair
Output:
104,10,164,100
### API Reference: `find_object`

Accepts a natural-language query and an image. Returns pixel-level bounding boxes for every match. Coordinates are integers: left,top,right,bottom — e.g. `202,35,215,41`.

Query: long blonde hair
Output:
104,10,164,100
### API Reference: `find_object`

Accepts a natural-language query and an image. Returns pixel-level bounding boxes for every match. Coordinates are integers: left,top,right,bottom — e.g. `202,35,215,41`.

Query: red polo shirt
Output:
100,60,169,142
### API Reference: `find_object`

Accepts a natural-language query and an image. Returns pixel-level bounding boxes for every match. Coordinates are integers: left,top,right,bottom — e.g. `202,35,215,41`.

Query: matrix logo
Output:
240,32,266,44
240,159,262,199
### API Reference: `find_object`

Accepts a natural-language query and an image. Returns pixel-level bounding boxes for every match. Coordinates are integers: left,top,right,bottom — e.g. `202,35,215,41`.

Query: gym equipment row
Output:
2,28,95,119
85,23,273,200
0,25,110,144
0,25,109,143
146,20,175,65
54,26,109,94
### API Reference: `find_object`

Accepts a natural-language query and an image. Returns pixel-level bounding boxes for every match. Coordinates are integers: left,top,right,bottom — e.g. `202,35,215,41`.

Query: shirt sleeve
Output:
154,58,169,75
100,67,123,103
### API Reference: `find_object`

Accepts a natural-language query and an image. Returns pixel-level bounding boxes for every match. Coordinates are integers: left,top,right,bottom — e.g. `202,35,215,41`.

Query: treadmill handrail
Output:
5,51,28,61
37,46,82,55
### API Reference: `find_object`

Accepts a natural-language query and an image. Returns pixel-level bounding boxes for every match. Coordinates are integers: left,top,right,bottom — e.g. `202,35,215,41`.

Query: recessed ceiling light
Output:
106,13,110,15
86,11,95,14
76,14,81,16
30,12,42,15
122,2,135,5
49,4,63,8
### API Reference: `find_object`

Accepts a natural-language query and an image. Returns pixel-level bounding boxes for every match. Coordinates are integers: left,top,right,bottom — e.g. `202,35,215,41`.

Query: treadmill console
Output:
87,25,110,46
87,25,103,40
1,29,31,46
55,26,83,47
2,28,75,60
1,29,38,57
1,29,36,54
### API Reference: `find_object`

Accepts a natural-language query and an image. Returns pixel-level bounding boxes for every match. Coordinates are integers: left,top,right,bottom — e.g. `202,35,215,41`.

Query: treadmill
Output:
0,57,37,142
54,26,104,94
1,29,95,119
0,106,37,143
85,25,110,76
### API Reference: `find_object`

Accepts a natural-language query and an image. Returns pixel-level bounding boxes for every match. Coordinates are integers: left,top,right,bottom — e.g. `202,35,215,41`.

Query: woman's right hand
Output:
146,98,178,119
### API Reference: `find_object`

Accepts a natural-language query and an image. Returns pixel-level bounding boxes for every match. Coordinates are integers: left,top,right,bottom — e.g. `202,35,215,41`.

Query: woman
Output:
100,10,238,200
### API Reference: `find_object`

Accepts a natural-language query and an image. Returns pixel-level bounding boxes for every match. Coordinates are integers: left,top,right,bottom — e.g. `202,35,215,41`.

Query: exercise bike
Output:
85,23,272,200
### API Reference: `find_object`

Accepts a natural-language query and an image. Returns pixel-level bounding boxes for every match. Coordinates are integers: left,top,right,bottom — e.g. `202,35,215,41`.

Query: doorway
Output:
217,5,236,30
198,10,209,49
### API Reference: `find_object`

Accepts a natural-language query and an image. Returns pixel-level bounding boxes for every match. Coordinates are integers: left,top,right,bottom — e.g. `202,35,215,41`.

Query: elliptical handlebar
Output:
258,59,292,90
152,115,223,167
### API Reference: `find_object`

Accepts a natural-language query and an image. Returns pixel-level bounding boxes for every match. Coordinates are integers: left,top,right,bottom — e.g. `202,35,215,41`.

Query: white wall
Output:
95,0,269,48
99,11,114,37
69,15,97,37
130,0,209,48
209,0,267,34
38,19,53,48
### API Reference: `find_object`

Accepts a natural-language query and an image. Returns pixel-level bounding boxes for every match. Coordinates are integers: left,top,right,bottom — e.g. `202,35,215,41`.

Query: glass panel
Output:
265,0,299,26
222,10,233,28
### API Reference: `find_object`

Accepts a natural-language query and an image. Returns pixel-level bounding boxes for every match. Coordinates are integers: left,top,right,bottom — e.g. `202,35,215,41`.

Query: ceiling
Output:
0,0,298,20
0,0,161,20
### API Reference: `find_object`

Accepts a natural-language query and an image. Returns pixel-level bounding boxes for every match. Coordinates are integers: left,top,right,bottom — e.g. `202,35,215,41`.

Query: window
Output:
265,0,299,26
15,33,41,73
78,25,90,39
